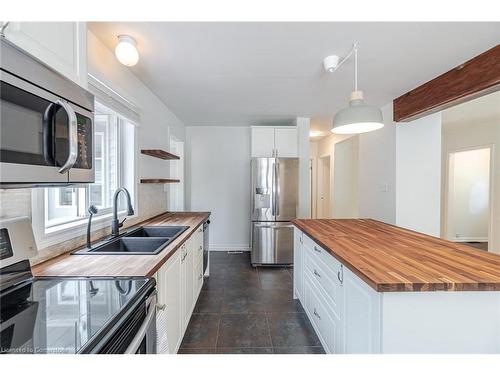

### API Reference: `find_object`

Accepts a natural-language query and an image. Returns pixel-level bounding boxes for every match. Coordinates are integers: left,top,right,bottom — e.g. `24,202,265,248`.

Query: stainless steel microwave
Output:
0,38,94,188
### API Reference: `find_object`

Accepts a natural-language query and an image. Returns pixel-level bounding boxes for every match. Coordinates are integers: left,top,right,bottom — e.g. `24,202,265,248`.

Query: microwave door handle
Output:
56,99,78,174
42,103,56,165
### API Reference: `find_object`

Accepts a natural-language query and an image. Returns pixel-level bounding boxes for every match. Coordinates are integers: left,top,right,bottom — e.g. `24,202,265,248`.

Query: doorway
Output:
445,146,493,250
317,155,331,218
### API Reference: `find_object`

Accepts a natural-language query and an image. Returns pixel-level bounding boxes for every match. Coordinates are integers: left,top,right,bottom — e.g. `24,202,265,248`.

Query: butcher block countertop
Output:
32,212,210,278
292,219,500,292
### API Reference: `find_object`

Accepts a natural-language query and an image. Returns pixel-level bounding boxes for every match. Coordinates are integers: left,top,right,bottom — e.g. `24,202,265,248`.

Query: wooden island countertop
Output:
32,212,210,278
292,218,500,292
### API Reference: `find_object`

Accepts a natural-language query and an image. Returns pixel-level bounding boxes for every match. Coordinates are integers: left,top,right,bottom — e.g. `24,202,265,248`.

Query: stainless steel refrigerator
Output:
251,157,298,266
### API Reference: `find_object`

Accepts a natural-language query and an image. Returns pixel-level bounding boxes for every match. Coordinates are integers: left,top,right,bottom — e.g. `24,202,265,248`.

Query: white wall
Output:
357,103,396,224
396,112,442,236
186,126,251,251
333,137,359,218
296,117,311,218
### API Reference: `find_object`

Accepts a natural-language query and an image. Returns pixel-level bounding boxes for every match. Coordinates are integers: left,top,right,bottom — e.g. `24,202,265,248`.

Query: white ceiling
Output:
88,22,500,127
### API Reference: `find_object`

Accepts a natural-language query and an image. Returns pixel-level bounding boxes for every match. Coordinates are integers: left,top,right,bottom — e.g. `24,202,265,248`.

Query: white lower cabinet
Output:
294,227,500,354
294,229,383,354
155,226,204,353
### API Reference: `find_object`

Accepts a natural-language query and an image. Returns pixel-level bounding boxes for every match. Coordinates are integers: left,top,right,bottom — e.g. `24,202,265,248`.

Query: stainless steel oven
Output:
0,37,94,188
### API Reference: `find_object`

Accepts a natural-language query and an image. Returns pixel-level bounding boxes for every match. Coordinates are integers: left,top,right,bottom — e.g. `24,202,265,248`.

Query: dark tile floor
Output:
179,251,325,354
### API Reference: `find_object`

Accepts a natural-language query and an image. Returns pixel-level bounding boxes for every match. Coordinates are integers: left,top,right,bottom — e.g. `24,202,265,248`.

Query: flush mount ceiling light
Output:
115,35,139,67
325,43,384,135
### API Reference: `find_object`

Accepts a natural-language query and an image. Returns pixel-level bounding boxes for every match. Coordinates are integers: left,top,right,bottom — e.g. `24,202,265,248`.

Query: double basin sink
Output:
74,226,189,255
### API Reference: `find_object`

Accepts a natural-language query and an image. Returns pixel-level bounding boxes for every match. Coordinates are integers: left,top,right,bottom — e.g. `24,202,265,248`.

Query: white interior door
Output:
317,155,331,218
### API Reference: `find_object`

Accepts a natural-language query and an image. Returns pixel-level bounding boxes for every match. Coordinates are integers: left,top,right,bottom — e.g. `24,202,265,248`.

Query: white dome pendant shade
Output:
331,90,384,134
328,43,384,135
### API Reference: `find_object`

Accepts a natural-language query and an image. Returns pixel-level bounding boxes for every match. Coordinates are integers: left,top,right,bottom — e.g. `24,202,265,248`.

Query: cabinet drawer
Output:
194,260,203,296
303,234,342,275
304,249,342,318
304,274,339,354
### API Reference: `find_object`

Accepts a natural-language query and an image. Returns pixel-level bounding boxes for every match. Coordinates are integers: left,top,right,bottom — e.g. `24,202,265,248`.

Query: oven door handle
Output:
56,99,78,174
124,293,157,354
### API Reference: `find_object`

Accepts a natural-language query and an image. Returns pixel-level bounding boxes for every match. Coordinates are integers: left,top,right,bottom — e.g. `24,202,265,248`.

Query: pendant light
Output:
325,43,384,134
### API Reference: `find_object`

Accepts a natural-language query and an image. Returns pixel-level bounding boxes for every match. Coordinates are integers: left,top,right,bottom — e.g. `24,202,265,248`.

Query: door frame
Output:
444,143,495,248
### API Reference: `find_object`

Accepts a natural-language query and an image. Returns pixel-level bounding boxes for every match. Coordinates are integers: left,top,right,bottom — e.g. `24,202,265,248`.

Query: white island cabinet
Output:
155,225,204,353
293,225,500,354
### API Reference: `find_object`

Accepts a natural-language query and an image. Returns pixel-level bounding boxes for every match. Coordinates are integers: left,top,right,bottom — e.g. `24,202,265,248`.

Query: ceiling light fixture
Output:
325,43,384,135
115,35,139,67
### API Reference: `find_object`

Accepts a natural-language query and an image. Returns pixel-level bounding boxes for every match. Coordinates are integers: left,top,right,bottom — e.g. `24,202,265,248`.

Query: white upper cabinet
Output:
251,126,298,158
2,22,87,87
274,127,298,157
251,127,275,157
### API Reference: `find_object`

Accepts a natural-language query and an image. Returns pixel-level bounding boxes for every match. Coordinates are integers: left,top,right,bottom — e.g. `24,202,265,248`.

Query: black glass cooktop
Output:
1,277,149,354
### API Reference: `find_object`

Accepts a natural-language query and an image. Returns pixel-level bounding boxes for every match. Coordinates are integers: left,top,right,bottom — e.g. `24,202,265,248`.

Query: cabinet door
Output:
183,238,195,326
251,127,275,157
343,267,381,354
293,228,303,300
275,127,298,157
3,22,87,87
156,250,183,353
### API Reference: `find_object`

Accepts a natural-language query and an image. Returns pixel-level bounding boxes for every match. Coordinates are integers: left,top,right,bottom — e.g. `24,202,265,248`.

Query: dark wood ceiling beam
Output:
393,44,500,122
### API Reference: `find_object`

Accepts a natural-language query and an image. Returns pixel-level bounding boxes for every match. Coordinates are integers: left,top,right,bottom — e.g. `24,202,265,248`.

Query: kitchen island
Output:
292,219,500,354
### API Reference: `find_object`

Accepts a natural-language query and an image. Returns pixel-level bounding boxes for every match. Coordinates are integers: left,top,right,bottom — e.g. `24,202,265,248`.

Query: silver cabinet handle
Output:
299,237,303,244
337,264,344,285
314,246,321,254
156,303,166,311
56,99,78,174
313,269,321,278
313,308,321,320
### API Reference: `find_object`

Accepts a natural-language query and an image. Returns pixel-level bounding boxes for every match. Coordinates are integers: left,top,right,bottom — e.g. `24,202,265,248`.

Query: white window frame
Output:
31,81,139,250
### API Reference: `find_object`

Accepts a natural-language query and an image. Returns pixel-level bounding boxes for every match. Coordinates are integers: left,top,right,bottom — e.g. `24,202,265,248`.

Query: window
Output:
36,100,136,239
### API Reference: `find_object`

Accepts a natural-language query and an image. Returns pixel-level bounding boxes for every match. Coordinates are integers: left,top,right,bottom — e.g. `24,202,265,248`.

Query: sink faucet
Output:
111,187,135,237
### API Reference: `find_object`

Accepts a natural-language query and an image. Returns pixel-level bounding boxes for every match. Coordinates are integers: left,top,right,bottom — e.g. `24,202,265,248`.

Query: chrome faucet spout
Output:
111,187,135,237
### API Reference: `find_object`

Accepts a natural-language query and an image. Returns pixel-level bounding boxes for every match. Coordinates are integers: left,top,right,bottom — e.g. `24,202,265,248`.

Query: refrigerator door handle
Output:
271,160,276,216
275,162,280,217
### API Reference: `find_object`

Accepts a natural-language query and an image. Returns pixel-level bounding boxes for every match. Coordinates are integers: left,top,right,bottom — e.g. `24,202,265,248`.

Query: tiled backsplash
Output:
0,184,169,265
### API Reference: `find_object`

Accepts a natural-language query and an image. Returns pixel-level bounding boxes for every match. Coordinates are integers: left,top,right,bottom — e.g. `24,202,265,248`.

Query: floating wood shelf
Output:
141,149,180,160
140,178,180,184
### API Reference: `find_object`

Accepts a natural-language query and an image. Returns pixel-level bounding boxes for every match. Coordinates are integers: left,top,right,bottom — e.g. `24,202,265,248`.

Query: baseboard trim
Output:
209,244,250,252
452,237,488,243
